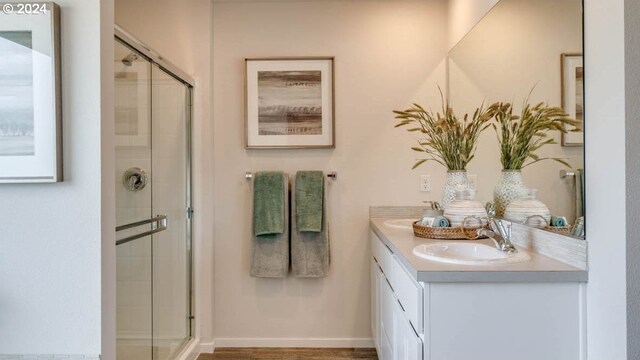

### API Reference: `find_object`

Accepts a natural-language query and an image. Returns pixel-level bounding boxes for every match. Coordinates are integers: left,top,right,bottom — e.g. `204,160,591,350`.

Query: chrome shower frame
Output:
114,24,196,352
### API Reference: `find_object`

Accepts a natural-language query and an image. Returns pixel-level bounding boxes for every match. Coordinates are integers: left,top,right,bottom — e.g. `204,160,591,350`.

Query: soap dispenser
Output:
419,201,444,226
443,189,488,227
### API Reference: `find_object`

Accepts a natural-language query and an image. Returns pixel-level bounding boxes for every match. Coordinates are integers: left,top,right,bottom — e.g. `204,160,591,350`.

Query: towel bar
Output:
245,171,337,180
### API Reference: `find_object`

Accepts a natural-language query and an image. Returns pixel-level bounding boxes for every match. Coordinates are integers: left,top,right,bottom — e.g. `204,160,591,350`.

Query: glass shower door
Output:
115,39,154,360
150,64,192,359
115,38,192,360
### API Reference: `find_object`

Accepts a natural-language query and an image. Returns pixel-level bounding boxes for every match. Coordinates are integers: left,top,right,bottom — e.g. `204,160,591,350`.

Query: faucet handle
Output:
485,201,496,217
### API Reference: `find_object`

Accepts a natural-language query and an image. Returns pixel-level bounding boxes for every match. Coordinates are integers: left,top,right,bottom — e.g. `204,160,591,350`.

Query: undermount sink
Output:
383,218,416,230
412,242,531,266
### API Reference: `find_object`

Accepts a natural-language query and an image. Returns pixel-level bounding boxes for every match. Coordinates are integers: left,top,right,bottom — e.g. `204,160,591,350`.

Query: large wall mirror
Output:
448,0,585,238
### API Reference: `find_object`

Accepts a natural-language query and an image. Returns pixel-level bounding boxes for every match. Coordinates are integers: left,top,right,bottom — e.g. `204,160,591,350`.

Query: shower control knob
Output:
123,167,148,192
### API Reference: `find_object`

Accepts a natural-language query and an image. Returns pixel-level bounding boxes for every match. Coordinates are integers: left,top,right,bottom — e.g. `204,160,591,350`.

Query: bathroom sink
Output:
383,218,417,230
412,242,531,266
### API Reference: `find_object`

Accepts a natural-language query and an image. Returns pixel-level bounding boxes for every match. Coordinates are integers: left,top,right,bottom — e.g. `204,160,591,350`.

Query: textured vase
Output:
504,188,551,227
442,170,471,209
494,170,526,217
444,189,488,227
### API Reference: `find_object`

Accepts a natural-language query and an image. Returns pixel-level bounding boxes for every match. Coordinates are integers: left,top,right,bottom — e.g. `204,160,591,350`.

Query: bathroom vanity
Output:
370,217,587,360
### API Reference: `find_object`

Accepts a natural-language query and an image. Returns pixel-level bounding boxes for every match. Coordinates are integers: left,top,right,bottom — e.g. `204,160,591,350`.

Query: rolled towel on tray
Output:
250,171,289,278
550,215,568,227
432,216,450,228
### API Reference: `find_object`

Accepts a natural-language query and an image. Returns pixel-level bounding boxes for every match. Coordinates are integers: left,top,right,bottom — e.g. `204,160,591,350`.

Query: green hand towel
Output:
295,171,324,232
253,171,285,236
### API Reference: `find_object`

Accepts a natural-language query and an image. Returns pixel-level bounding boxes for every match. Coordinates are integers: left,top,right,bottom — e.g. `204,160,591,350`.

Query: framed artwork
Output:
561,53,584,146
245,57,335,149
0,2,62,182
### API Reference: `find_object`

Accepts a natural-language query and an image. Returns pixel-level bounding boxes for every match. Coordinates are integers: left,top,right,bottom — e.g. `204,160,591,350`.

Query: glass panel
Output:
115,39,153,360
151,64,191,359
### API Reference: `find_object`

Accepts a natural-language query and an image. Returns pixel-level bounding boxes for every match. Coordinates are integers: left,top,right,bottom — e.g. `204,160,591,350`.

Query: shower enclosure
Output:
114,27,193,360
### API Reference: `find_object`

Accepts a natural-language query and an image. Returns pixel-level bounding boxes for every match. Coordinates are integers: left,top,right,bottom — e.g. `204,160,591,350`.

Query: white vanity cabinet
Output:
370,230,586,360
371,231,424,360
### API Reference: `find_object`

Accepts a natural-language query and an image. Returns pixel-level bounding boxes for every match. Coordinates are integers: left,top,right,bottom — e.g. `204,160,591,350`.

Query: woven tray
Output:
412,221,488,240
545,225,572,234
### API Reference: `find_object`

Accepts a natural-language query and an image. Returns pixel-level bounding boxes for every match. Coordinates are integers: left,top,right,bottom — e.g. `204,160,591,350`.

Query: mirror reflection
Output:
447,0,584,238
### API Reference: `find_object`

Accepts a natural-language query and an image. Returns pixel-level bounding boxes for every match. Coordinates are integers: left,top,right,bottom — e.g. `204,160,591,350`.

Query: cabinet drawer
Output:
393,294,424,360
391,255,423,334
371,231,395,280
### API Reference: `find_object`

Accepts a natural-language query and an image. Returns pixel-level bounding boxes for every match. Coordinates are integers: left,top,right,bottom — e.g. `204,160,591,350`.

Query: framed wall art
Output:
245,57,335,149
0,2,62,182
561,53,584,147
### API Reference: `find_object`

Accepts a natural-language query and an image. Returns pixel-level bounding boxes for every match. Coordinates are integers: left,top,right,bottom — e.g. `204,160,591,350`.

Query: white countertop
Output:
370,218,588,283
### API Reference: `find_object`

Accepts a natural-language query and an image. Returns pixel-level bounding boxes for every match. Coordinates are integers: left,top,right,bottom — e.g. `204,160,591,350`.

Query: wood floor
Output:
197,348,378,360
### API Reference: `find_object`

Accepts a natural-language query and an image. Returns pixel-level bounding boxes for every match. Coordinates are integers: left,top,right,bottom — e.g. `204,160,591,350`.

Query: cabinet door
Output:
371,259,381,350
393,296,423,360
379,274,395,360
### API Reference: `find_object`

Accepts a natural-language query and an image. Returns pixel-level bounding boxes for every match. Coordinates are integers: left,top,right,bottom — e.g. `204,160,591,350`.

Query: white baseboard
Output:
212,338,374,348
198,339,216,354
176,338,201,360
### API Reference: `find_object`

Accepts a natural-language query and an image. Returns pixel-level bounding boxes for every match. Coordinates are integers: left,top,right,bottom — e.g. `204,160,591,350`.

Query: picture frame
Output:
245,57,335,149
561,53,584,147
0,2,62,182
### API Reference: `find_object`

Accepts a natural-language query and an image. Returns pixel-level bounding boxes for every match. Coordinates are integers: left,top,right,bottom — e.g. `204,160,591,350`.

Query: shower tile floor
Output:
197,348,378,360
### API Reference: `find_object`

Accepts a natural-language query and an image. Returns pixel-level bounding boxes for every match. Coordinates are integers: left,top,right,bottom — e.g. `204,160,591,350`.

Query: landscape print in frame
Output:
0,2,62,183
561,53,584,146
245,57,334,149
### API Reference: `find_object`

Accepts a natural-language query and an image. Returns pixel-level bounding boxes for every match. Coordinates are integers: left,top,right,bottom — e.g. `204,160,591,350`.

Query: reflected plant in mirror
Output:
492,95,580,217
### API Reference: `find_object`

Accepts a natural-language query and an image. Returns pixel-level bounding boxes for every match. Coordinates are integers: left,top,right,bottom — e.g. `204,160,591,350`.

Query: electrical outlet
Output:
420,175,431,192
468,174,478,191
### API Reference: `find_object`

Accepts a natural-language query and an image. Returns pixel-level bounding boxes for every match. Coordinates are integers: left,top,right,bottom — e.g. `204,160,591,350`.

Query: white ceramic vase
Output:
442,170,472,209
493,170,526,217
444,189,488,227
504,189,551,227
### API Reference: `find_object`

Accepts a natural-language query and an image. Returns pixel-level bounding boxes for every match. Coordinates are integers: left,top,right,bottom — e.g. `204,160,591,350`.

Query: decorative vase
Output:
442,170,472,209
444,189,488,227
493,170,526,217
504,188,551,227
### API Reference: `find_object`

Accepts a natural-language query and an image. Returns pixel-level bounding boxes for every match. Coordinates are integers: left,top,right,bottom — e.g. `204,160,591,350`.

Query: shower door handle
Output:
116,215,168,246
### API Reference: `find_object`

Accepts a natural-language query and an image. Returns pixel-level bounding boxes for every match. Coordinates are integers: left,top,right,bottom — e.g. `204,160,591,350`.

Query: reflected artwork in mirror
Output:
447,0,585,239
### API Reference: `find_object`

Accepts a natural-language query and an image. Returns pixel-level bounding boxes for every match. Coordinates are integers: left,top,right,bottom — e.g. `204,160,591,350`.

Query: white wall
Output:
114,0,215,348
0,0,113,356
585,0,628,358
625,0,640,357
212,0,447,345
448,0,583,222
447,0,498,50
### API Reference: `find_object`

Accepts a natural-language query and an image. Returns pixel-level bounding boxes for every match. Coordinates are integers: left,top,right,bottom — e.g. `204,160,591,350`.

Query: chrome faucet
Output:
477,218,518,253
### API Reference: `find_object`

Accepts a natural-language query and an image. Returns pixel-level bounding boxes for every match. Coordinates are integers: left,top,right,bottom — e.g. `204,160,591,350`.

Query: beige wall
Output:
115,0,215,347
212,0,447,344
447,0,499,49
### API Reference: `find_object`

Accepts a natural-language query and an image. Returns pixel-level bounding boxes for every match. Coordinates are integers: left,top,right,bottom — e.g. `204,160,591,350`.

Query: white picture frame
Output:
561,53,584,147
0,2,62,182
245,57,335,149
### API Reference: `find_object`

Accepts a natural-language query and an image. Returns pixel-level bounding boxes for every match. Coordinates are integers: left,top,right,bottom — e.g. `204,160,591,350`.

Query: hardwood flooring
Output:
197,348,378,360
